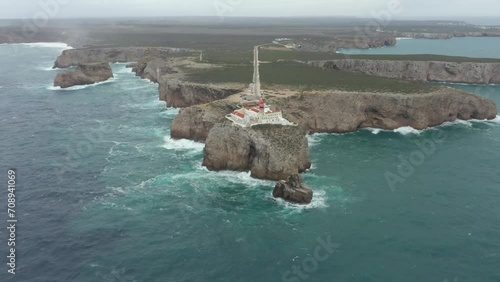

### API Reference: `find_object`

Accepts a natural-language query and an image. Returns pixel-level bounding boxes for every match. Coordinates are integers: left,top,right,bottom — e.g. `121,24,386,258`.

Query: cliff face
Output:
294,35,396,52
272,89,497,132
127,59,176,83
172,88,497,140
396,31,500,39
53,47,193,68
159,81,241,108
313,60,500,84
54,62,113,88
203,123,311,181
171,101,238,141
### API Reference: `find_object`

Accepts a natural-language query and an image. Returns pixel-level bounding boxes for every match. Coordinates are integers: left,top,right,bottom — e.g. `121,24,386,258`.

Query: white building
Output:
226,100,293,127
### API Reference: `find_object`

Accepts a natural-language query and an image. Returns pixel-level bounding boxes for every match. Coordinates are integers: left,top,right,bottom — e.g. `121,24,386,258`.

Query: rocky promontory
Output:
172,88,497,140
203,123,311,181
54,62,113,89
53,47,194,69
273,174,313,204
311,60,500,85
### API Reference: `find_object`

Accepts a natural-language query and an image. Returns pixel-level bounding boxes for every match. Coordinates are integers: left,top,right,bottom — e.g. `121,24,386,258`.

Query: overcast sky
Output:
1,0,499,19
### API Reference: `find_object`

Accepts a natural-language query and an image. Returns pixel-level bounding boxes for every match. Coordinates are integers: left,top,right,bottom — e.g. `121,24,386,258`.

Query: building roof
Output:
232,111,245,119
247,107,260,113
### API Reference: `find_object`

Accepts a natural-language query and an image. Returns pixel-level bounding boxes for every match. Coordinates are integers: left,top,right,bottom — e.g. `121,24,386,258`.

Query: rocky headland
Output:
53,48,244,107
48,45,498,187
54,62,114,89
172,88,497,139
203,123,311,181
311,60,500,85
53,47,193,69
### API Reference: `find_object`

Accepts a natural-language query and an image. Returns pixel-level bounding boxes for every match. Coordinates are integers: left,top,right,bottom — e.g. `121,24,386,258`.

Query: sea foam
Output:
47,78,115,91
274,189,328,211
162,136,204,151
21,42,73,49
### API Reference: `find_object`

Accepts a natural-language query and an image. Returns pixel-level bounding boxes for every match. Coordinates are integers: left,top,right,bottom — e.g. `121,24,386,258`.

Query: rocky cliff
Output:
53,47,193,69
172,88,497,139
171,100,238,141
294,35,397,52
395,31,500,39
312,60,500,84
271,89,497,133
203,123,311,181
54,62,113,88
159,81,241,108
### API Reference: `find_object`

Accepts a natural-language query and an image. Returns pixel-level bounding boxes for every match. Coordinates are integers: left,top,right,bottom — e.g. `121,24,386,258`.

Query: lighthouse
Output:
258,100,265,122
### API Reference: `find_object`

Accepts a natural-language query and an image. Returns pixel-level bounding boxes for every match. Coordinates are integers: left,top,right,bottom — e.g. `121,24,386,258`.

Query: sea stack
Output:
54,62,114,89
202,122,311,181
273,174,313,204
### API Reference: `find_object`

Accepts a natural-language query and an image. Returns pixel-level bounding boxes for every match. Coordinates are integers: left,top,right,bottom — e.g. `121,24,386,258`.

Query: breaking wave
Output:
273,189,328,211
21,42,73,49
162,136,204,152
47,78,116,91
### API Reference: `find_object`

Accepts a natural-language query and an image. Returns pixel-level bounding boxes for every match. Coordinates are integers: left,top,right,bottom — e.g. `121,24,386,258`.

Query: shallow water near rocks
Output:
0,41,500,282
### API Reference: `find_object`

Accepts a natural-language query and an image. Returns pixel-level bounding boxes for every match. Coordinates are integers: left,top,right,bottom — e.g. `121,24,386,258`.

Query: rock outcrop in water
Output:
273,174,313,204
54,62,113,88
311,60,500,85
202,123,311,181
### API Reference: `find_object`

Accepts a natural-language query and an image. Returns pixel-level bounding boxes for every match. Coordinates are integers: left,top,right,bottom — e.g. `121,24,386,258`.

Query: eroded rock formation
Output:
202,123,311,181
54,62,113,88
273,174,313,204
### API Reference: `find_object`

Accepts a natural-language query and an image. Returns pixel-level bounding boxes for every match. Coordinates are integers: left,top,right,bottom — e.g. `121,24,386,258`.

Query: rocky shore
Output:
54,62,114,88
311,60,500,85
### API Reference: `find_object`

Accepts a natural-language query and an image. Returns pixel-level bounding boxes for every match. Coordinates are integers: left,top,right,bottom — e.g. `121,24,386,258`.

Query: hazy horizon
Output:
1,0,499,23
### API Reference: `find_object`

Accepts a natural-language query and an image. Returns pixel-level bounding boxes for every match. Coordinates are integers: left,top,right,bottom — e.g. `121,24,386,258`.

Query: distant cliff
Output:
203,123,311,181
395,31,500,39
53,47,193,69
54,62,113,88
311,60,500,85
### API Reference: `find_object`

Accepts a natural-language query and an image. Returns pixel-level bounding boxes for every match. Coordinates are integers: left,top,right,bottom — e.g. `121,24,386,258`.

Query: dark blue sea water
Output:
0,42,499,282
341,37,500,59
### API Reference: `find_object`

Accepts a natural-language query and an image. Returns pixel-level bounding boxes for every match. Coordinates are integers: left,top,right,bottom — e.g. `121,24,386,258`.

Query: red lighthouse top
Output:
259,100,265,109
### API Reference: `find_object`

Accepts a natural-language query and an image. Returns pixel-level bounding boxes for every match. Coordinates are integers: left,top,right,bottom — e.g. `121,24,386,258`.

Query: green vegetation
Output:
187,61,436,94
260,49,500,63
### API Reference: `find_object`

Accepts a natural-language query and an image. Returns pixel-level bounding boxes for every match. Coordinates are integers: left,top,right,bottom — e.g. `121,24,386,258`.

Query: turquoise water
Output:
0,42,499,282
341,37,500,59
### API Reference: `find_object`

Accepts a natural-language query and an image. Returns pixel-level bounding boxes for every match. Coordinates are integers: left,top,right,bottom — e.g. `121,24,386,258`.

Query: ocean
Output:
0,40,499,282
